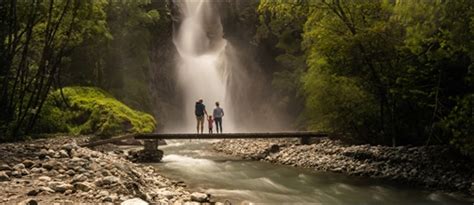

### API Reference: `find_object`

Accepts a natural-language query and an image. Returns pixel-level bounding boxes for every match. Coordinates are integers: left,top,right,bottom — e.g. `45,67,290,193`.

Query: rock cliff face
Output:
213,138,474,195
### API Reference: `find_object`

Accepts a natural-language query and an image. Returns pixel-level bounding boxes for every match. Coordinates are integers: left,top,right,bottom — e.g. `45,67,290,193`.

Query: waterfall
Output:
172,0,234,132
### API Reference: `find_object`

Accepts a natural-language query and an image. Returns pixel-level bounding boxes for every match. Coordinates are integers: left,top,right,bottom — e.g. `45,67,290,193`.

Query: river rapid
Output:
149,140,470,204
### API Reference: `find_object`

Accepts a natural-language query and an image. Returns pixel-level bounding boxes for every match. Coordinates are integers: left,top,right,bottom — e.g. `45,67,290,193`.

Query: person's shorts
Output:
196,115,204,123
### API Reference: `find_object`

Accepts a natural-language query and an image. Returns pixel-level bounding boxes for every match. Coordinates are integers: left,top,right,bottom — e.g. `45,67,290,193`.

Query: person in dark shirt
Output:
195,99,207,133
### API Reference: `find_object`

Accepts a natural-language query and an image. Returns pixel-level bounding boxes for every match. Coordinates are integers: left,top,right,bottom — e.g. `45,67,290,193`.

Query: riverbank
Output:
0,136,213,204
213,138,474,196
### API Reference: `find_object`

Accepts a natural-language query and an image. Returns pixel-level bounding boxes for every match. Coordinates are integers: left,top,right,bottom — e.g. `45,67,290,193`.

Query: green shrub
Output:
34,86,156,137
445,94,474,156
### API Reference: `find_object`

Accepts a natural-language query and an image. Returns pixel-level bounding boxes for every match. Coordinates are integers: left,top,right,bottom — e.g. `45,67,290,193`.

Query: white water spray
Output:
172,0,234,132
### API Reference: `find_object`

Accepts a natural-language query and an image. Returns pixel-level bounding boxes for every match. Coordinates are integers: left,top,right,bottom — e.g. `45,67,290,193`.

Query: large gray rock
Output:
38,176,51,182
13,163,25,170
22,160,34,168
62,142,78,152
0,171,10,181
17,198,38,205
74,181,95,192
38,186,55,193
48,181,73,193
121,198,149,205
42,161,57,170
0,164,11,171
95,176,120,186
190,192,209,202
59,150,69,158
72,173,87,182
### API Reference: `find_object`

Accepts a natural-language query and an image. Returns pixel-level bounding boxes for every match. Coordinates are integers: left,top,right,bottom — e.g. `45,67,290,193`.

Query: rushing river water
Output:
150,140,471,204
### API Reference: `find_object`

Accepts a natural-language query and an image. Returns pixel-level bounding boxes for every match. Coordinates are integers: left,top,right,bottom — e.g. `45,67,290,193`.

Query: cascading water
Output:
172,0,234,132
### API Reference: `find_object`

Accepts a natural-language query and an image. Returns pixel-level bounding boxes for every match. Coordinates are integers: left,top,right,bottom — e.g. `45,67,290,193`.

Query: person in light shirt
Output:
213,102,224,133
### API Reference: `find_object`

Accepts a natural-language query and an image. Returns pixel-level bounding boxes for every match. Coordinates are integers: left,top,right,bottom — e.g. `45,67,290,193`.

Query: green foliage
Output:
445,94,474,156
65,0,165,113
257,0,473,152
302,58,379,142
0,0,111,139
34,87,156,137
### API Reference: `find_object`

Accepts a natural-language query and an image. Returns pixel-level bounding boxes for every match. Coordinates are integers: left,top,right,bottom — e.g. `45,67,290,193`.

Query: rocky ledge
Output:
0,137,216,204
213,138,474,195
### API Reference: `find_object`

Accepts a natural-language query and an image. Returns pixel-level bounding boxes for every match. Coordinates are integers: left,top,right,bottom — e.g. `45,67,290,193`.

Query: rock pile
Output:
213,138,473,195
0,137,212,204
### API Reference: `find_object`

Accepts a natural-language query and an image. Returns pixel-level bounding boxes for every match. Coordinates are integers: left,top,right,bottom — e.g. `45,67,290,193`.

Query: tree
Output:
0,0,108,139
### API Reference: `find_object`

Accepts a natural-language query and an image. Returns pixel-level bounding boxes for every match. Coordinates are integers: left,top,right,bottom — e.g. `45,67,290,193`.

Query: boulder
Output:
0,164,11,171
17,199,38,205
42,161,56,170
95,176,120,186
66,169,75,176
48,181,73,193
190,192,209,202
74,181,95,192
13,163,25,170
0,171,10,181
38,186,55,193
30,167,45,174
38,176,51,182
72,173,87,182
121,198,149,205
59,150,69,158
22,160,34,168
159,190,177,199
104,193,119,202
62,142,78,152
27,189,40,196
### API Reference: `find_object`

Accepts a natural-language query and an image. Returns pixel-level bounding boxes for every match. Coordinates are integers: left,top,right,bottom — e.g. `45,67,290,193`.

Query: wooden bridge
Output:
81,132,328,162
82,132,328,147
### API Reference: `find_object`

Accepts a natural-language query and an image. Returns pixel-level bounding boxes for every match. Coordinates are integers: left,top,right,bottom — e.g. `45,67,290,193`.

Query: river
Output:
147,140,470,204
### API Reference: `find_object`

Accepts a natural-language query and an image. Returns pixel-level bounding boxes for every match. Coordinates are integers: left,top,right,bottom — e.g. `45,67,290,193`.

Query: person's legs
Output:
196,116,200,133
199,118,204,133
215,118,222,133
220,119,223,133
197,116,204,134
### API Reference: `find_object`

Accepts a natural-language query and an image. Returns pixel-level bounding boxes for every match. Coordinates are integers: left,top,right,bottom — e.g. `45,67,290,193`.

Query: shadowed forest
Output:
0,0,472,152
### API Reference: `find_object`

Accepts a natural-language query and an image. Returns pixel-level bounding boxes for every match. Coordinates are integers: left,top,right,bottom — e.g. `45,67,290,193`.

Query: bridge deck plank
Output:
135,132,328,139
80,132,328,147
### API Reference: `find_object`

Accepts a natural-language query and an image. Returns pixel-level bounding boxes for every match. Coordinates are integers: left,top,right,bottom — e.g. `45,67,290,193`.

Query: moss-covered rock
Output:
35,86,156,137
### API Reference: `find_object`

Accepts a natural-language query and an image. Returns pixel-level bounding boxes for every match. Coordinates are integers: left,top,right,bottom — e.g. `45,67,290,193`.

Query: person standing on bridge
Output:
213,102,224,133
195,99,207,134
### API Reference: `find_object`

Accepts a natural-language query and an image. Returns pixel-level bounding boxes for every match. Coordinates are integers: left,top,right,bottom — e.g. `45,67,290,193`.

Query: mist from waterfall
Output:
172,0,234,133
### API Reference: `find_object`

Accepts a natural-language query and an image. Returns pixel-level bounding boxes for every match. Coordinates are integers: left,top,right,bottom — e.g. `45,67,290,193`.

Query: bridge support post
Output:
128,139,163,162
300,136,310,145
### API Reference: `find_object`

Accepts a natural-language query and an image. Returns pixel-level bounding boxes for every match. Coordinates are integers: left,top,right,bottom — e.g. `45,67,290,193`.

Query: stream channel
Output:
147,140,471,204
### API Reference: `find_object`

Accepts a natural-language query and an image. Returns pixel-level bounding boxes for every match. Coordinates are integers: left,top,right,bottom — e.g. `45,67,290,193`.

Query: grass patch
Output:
35,86,156,138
